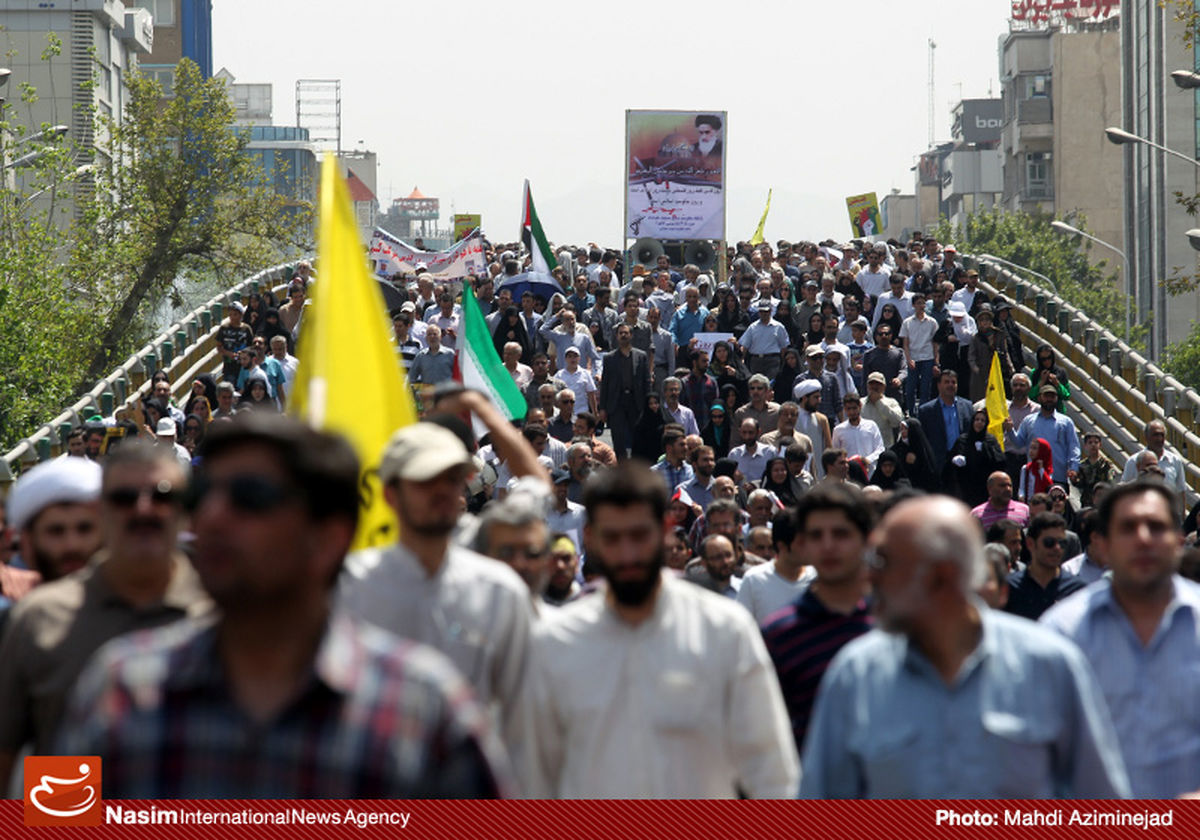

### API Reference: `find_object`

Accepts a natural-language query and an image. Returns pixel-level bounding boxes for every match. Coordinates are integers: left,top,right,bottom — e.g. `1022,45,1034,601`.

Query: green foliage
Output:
1160,324,1200,389
932,208,1148,352
0,56,312,450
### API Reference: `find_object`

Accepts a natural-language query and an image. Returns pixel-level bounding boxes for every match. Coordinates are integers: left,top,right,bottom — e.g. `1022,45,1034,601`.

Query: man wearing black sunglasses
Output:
0,441,210,789
1003,511,1085,620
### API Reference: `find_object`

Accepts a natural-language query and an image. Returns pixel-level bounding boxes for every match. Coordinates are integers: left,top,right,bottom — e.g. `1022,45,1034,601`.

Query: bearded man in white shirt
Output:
525,462,798,798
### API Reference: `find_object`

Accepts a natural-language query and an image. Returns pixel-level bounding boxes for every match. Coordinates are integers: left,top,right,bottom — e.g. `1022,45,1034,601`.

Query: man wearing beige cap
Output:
340,412,536,762
862,371,903,447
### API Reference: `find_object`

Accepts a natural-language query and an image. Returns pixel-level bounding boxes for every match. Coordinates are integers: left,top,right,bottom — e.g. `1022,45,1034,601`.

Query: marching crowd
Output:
1,234,1200,799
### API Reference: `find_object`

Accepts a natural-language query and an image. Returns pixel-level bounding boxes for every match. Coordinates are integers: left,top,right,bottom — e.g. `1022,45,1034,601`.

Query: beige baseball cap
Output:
379,423,473,483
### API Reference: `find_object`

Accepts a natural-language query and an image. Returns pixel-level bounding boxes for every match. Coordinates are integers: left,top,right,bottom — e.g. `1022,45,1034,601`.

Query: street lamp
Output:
1050,220,1132,345
18,163,95,206
1171,69,1200,90
1187,229,1200,252
1105,126,1200,169
977,253,1058,293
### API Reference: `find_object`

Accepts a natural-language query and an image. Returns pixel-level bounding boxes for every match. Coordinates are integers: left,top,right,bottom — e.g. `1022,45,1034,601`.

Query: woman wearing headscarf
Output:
773,347,804,405
492,306,532,363
1018,437,1055,502
257,307,294,354
803,312,826,348
993,299,1024,374
949,408,1006,507
967,306,1014,403
1029,343,1070,409
874,302,904,340
758,456,804,507
701,401,735,459
773,299,802,349
189,373,218,410
889,416,938,493
716,290,750,338
631,392,673,463
868,449,912,492
708,341,750,404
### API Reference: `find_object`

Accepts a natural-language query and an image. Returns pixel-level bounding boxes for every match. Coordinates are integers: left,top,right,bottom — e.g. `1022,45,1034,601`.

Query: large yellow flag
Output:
290,155,418,549
749,188,772,246
985,350,1009,452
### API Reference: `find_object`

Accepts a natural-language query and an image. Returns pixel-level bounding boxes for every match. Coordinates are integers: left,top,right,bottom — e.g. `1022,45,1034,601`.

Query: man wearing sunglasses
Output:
1003,512,1085,620
0,441,210,791
57,416,509,797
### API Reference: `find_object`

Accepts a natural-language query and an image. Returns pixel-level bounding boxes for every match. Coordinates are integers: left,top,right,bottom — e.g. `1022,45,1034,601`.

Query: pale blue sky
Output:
214,0,1014,246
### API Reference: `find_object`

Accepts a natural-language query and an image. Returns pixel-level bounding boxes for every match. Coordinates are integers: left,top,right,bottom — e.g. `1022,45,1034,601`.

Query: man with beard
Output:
0,442,211,788
524,463,797,797
5,457,102,586
800,496,1129,798
58,416,509,798
339,421,536,761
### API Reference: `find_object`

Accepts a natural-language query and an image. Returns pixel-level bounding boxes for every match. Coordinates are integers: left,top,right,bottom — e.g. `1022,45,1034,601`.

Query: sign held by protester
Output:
846,193,881,239
453,214,482,242
625,110,726,241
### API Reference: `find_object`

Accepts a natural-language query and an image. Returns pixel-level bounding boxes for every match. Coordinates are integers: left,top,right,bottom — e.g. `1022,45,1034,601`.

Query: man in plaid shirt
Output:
56,415,510,798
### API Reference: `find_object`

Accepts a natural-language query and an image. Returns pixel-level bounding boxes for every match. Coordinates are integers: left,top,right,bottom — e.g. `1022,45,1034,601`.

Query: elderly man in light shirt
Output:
830,392,884,472
800,495,1129,798
525,463,798,798
861,372,903,447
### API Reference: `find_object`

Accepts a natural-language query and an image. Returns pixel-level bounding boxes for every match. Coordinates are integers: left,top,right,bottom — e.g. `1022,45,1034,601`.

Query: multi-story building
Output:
125,0,212,87
1120,0,1200,357
1,0,152,185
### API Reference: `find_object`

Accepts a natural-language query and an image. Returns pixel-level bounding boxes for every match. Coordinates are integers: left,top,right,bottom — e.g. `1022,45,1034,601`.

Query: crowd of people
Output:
1,234,1199,799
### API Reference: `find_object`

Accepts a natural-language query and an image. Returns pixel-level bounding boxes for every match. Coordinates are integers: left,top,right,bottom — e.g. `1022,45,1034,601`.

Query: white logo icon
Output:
29,762,97,818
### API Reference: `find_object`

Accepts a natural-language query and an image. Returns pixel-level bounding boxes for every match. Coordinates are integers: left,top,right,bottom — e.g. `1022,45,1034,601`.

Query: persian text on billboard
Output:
626,110,725,241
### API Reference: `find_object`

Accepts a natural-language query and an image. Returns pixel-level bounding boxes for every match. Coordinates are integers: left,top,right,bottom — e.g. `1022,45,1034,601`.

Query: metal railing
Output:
0,262,300,485
971,253,1200,505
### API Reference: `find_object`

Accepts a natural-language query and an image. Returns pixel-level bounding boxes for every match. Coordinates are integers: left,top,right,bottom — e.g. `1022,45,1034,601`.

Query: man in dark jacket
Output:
917,369,974,476
599,323,650,460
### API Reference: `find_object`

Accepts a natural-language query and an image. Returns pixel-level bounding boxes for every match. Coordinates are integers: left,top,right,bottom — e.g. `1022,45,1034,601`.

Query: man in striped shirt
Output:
762,483,874,755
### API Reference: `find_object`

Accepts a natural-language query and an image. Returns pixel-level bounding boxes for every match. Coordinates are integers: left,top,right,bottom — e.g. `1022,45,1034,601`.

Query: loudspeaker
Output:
632,237,665,267
684,240,716,271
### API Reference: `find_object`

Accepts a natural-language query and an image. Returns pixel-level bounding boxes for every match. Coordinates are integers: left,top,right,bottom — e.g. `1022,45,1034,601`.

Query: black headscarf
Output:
759,455,804,507
868,449,911,491
890,416,938,492
709,341,750,404
492,306,532,362
774,348,803,404
631,394,673,462
257,307,293,353
701,402,735,459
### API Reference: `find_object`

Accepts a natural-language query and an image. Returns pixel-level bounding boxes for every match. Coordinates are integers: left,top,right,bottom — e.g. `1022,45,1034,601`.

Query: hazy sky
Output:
214,0,1014,247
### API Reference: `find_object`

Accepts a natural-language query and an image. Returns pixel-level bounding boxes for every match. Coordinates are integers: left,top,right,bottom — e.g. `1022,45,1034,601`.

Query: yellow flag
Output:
749,188,772,246
289,155,418,550
985,350,1009,452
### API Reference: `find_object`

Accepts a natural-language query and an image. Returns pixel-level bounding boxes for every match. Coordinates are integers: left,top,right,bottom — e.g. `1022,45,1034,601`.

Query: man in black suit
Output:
599,322,650,460
917,368,974,476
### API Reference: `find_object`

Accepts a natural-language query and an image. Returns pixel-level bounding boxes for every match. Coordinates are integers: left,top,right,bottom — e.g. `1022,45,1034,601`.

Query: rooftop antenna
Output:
928,39,937,147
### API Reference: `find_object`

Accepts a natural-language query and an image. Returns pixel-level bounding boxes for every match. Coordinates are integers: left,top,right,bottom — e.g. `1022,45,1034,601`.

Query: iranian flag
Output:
455,283,528,426
520,179,558,277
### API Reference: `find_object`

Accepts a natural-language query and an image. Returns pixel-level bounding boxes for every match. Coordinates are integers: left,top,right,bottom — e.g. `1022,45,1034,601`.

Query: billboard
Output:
846,193,881,238
625,110,726,241
952,99,1004,144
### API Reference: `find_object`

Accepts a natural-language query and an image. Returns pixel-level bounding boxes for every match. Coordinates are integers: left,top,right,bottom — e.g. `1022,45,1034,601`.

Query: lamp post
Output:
978,253,1058,293
1050,220,1132,346
1105,126,1200,170
1170,69,1200,90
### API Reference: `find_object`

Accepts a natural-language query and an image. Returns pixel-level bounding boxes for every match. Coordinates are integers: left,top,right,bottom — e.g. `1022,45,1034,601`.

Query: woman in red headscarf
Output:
1018,437,1054,502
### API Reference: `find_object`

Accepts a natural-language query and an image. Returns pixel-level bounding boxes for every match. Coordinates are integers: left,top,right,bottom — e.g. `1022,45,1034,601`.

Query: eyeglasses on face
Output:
105,480,182,509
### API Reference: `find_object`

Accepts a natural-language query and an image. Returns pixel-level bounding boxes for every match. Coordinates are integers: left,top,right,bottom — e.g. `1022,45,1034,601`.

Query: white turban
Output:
8,457,102,532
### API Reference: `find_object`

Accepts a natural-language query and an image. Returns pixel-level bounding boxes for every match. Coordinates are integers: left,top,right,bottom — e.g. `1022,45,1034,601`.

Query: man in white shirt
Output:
557,347,598,417
728,418,776,484
268,335,300,398
425,292,463,350
502,342,533,390
861,372,903,447
738,301,790,379
899,292,939,414
856,244,892,300
662,377,699,436
831,392,885,471
1119,420,1188,511
871,274,915,327
525,463,799,798
737,507,816,623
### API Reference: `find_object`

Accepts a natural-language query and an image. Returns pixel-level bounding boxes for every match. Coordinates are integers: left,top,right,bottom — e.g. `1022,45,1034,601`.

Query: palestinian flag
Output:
521,179,558,277
454,283,528,429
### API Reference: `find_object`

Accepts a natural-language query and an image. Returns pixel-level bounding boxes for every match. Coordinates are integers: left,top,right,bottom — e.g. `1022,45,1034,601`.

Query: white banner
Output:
692,332,734,357
369,227,487,280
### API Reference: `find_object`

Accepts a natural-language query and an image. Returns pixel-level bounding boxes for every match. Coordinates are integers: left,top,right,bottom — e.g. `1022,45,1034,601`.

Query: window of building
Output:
1023,74,1048,99
140,64,176,94
1025,151,1052,199
134,0,176,27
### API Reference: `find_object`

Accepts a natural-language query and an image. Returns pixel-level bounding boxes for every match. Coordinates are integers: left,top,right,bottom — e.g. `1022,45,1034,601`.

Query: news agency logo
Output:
23,756,103,826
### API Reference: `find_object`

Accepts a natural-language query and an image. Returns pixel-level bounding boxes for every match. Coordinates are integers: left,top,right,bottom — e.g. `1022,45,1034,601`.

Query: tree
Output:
0,51,310,450
932,208,1148,352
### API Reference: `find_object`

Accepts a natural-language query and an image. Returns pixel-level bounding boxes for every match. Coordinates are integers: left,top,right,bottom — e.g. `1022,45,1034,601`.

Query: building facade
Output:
127,0,213,87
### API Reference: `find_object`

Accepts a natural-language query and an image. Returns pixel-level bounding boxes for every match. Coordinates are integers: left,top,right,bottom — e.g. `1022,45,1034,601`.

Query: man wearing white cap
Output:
0,440,210,789
155,417,193,471
339,414,537,765
556,346,597,417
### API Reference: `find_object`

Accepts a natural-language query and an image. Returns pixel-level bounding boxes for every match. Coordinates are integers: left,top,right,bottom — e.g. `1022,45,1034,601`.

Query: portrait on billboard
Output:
626,110,726,241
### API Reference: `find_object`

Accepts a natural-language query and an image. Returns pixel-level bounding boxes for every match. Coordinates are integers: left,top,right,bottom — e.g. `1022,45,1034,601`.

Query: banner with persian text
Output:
625,110,726,241
369,227,486,280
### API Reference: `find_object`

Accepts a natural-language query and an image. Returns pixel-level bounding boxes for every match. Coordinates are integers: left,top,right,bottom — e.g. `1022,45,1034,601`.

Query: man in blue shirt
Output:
669,286,709,352
1042,480,1198,798
801,495,1129,798
1007,385,1081,486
